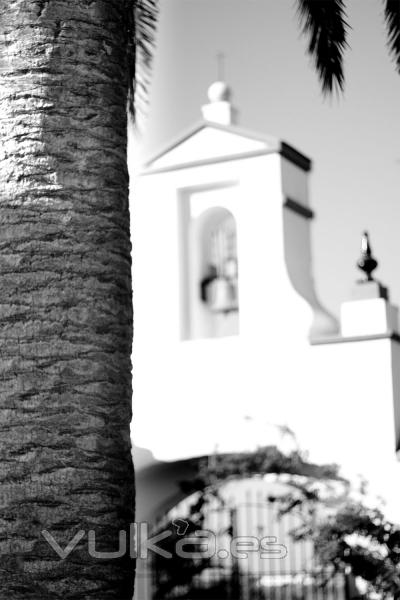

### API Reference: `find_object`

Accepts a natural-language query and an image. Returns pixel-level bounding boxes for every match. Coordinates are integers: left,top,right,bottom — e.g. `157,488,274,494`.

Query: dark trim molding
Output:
280,142,312,172
284,198,314,220
310,331,400,346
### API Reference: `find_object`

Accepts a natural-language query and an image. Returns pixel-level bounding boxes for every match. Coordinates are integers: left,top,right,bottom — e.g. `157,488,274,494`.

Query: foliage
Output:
297,0,400,94
217,448,400,599
290,499,400,599
152,515,212,599
129,0,400,113
180,445,343,496
165,445,400,599
384,0,400,73
297,0,348,93
152,445,347,599
129,0,158,117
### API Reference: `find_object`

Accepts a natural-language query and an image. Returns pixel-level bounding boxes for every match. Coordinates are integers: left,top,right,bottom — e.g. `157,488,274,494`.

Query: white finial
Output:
207,81,231,103
207,53,231,102
201,53,237,125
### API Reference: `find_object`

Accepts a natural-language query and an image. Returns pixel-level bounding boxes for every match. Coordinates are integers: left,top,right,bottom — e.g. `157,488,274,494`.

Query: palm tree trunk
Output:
0,1,134,598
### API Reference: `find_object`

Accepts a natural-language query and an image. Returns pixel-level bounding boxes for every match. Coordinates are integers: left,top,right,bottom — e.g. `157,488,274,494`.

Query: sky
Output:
130,0,400,318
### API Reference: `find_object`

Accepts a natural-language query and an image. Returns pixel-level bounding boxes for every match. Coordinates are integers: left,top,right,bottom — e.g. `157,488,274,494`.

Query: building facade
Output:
131,82,400,599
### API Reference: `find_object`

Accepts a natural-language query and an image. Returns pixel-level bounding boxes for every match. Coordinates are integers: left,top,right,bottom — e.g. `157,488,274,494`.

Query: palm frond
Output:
297,0,349,94
383,0,400,72
127,0,159,119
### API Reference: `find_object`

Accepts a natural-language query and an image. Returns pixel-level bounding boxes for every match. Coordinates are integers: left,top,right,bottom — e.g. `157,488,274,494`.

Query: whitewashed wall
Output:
131,128,400,523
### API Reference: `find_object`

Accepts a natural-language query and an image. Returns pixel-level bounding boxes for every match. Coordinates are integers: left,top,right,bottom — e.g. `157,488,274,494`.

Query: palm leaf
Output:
127,0,159,118
383,0,400,72
297,0,349,94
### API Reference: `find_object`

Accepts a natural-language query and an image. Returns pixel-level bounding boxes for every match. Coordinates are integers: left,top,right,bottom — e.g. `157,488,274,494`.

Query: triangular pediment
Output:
144,121,280,171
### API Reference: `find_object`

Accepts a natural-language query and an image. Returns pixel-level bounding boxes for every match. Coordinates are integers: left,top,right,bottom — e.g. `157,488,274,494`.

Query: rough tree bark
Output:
0,1,135,598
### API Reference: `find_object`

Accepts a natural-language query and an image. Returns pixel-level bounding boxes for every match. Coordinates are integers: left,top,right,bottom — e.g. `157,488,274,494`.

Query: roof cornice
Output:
140,120,312,174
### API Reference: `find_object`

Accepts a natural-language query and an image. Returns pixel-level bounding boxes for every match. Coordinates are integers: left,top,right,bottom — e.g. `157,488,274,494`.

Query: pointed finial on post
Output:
341,231,396,336
357,231,378,281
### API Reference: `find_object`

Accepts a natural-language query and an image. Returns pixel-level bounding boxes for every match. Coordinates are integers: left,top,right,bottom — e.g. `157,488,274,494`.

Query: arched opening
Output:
138,476,349,600
183,200,240,340
199,208,238,314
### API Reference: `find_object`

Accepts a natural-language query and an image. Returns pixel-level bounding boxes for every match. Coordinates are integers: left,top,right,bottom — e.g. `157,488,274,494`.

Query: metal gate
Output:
138,480,355,600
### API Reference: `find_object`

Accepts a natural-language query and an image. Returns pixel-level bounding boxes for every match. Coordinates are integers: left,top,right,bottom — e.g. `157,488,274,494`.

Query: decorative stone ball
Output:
207,81,231,103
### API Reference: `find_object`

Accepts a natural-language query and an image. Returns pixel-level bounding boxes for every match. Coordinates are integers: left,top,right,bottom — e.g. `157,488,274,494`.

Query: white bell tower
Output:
132,80,400,532
132,80,338,458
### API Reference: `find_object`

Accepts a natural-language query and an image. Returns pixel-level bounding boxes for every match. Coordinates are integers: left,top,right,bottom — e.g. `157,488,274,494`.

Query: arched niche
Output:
187,205,239,340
